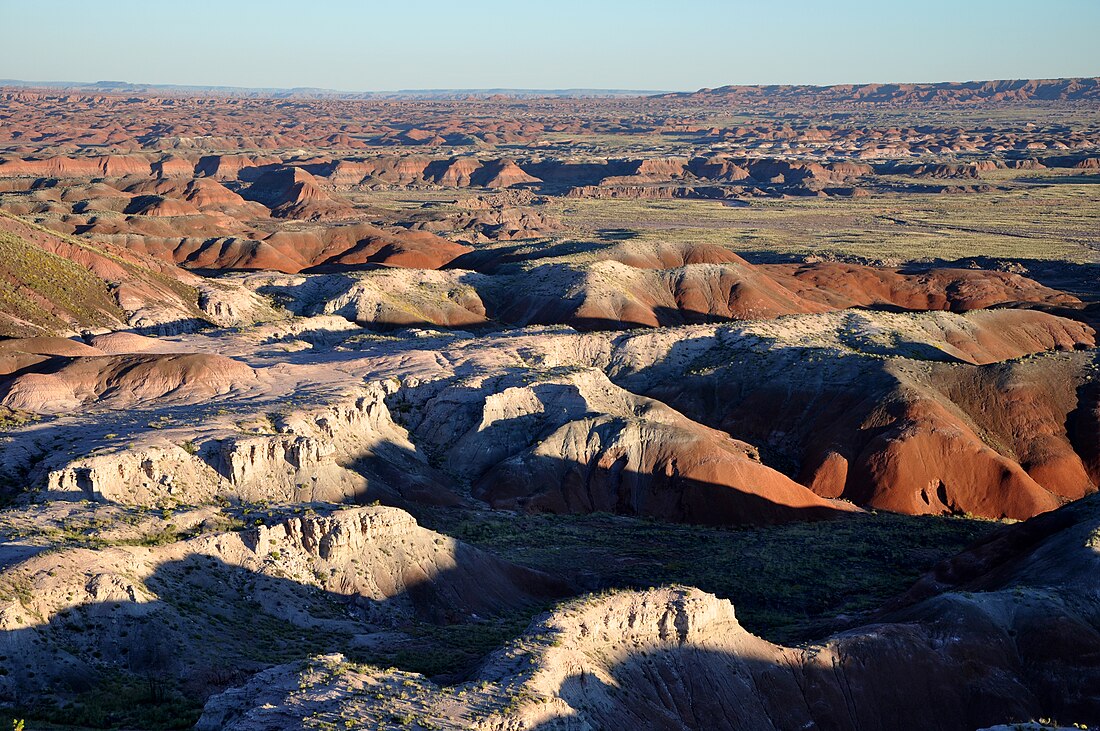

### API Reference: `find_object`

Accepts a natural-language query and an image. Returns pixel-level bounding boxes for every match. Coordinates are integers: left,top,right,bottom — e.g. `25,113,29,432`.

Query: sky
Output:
2,0,1099,91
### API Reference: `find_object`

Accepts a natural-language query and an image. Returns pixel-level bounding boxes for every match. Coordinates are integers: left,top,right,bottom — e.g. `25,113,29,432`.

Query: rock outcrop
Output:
32,380,450,507
246,269,490,328
0,505,571,697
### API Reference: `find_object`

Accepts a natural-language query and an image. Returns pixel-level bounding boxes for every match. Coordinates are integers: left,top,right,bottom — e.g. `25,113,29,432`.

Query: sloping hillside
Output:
0,212,204,336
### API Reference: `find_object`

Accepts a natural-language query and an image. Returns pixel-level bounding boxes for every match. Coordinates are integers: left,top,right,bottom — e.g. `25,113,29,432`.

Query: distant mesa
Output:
663,77,1100,105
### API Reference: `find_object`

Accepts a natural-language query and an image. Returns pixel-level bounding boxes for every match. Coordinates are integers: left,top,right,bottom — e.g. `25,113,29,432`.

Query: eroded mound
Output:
84,331,183,353
142,223,473,273
613,322,1097,519
242,167,355,220
393,367,856,525
765,261,1081,312
0,352,261,413
247,269,489,328
476,248,1083,331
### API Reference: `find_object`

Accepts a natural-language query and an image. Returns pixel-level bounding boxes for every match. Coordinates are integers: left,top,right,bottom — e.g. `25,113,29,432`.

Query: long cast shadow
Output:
522,494,1100,730
0,528,572,726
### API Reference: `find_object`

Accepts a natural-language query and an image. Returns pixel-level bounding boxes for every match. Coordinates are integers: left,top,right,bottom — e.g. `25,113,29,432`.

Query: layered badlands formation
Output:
1,249,1092,521
197,489,1100,731
0,82,1097,729
0,213,277,337
2,145,1097,290
0,213,204,336
0,227,1097,728
1,85,1096,280
0,214,1095,512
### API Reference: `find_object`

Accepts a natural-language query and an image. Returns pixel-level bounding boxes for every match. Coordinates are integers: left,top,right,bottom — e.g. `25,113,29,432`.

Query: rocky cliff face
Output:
35,380,441,506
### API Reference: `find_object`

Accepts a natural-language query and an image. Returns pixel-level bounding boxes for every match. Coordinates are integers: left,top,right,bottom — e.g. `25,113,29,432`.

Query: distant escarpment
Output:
663,77,1100,105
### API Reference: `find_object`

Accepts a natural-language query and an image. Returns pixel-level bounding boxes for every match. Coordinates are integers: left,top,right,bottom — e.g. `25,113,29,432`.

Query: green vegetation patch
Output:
3,673,199,730
382,609,541,679
424,507,999,643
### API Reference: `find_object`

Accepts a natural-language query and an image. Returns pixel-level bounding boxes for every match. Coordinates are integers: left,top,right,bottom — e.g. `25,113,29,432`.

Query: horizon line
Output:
2,75,1098,99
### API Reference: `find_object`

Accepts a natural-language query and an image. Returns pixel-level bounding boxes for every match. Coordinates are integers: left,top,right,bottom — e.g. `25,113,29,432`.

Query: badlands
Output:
0,79,1098,729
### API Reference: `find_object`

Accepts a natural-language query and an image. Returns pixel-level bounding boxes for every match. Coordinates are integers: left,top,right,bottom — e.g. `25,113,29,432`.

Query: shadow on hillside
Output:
385,376,857,527
13,361,1088,726
444,238,614,273
1067,376,1100,487
525,626,1095,731
835,311,963,362
606,324,902,478
595,228,640,241
129,317,214,336
521,492,1100,731
472,448,854,526
0,535,570,726
9,525,1094,730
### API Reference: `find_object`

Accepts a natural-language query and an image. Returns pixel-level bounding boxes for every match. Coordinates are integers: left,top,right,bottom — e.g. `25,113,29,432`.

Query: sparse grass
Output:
384,610,540,679
0,211,204,337
0,406,38,431
0,227,124,335
3,673,200,730
422,507,1000,643
551,178,1100,265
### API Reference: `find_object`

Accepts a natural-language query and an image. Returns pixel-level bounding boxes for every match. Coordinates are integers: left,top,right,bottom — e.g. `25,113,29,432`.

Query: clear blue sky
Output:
2,0,1098,91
